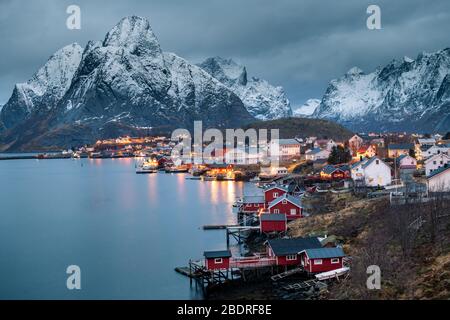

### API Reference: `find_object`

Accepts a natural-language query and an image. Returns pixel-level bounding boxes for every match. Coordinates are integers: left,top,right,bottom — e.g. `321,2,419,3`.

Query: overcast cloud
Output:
1,0,450,107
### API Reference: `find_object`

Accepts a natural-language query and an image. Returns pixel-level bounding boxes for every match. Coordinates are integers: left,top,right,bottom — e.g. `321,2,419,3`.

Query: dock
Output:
202,224,239,230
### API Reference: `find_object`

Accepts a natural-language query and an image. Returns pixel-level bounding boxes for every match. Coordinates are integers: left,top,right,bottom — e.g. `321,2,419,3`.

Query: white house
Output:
427,165,450,192
351,157,392,187
272,139,302,159
397,155,417,170
424,154,450,176
260,166,289,178
314,139,337,151
422,145,450,160
305,148,330,161
348,134,364,153
415,138,436,160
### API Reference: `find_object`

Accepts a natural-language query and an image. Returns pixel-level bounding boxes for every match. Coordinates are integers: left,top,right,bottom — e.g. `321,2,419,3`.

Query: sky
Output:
1,0,450,108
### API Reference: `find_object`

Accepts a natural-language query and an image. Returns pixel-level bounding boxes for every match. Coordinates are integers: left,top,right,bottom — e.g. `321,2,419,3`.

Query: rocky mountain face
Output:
198,57,292,120
293,99,320,118
0,16,254,151
313,50,450,133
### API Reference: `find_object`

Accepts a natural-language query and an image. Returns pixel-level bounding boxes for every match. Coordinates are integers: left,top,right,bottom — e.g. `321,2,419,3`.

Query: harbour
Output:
0,157,245,299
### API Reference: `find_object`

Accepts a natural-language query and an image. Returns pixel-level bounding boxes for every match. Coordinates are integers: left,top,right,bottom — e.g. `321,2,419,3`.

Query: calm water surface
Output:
0,157,250,299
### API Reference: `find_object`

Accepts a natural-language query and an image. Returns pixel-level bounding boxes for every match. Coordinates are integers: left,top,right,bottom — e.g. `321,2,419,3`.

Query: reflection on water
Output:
0,158,246,299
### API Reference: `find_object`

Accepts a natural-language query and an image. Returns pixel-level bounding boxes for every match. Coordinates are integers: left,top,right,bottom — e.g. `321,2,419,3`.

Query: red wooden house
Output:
263,185,289,204
320,165,351,181
204,250,232,270
240,195,266,213
260,213,287,233
300,247,345,273
267,194,303,219
266,237,322,267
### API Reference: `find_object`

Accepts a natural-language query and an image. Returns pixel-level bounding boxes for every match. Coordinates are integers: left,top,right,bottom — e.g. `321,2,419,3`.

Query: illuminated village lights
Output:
170,121,280,166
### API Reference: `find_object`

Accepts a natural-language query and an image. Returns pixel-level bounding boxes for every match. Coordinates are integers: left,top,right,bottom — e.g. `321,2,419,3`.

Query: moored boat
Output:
165,165,189,173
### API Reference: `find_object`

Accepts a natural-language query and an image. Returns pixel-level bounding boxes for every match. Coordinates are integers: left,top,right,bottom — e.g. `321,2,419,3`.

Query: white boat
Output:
315,267,350,281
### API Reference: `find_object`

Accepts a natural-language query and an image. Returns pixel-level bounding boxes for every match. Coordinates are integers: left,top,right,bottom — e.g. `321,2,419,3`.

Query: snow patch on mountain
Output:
293,99,320,117
0,43,82,128
198,57,292,120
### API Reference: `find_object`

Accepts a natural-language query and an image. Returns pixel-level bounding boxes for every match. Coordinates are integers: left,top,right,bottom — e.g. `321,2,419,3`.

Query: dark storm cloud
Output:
1,0,450,107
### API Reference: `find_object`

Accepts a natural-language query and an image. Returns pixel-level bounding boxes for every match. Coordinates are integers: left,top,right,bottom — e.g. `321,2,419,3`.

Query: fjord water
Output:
0,158,243,299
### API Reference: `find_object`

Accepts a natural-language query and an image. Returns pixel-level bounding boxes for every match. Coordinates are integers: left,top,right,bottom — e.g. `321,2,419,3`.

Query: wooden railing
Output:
229,256,276,268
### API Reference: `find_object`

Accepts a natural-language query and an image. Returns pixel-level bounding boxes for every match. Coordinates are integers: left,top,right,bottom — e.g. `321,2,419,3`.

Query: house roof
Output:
321,165,348,175
260,213,286,222
351,158,367,169
204,250,232,259
242,195,265,204
362,157,389,169
268,193,302,208
277,139,301,145
264,184,289,193
267,237,322,256
302,247,346,259
388,143,414,150
321,165,337,174
417,138,436,145
306,148,324,155
427,164,450,179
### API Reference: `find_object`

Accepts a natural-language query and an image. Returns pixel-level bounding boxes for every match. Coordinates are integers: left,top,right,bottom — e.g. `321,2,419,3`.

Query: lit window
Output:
331,258,340,264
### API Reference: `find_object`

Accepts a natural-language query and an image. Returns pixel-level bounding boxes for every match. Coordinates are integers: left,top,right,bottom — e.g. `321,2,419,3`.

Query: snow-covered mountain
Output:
198,57,292,120
0,16,253,150
293,99,320,117
313,51,450,133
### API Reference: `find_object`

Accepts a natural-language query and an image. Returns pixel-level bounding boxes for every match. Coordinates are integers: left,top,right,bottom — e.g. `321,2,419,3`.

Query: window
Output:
286,255,297,261
282,200,287,204
214,258,223,264
290,208,297,215
314,259,323,265
376,160,379,165
331,258,340,264
274,209,280,214
273,192,278,198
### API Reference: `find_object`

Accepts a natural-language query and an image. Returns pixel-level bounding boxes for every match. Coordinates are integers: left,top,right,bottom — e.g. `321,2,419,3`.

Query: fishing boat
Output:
165,165,189,173
136,159,158,174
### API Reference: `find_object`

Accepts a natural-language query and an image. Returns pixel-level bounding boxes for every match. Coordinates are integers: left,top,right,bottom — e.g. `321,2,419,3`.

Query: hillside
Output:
289,194,450,299
244,117,353,140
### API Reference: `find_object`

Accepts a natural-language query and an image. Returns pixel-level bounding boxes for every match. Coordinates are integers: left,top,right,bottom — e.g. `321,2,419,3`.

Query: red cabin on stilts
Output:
204,250,232,270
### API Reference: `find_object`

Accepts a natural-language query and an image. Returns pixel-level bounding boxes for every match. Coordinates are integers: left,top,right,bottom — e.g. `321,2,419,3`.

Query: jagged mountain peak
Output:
198,56,247,86
346,66,364,76
103,16,160,52
198,56,291,120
